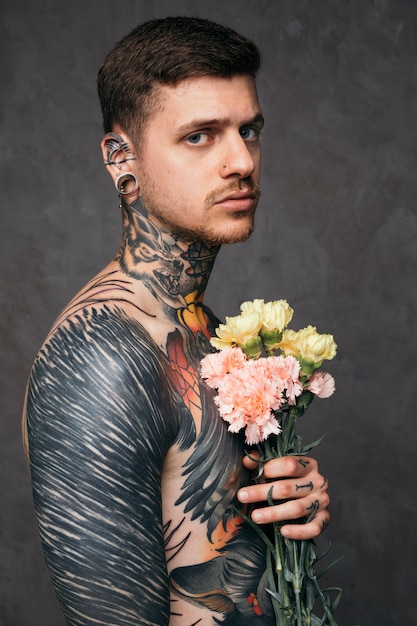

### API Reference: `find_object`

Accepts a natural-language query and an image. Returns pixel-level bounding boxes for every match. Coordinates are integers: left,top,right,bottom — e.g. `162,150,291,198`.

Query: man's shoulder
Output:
37,304,165,382
26,304,181,445
49,265,145,332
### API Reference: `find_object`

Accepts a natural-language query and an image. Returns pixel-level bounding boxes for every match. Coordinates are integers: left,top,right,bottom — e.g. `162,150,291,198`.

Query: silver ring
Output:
115,173,139,196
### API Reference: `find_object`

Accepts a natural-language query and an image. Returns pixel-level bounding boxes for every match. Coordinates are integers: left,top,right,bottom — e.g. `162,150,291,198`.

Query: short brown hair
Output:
97,16,261,143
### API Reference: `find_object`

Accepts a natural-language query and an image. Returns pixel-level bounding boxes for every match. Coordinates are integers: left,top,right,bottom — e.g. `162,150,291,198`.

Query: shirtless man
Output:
23,17,330,625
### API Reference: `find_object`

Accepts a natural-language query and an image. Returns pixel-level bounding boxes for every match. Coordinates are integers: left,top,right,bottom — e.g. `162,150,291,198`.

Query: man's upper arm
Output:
26,307,177,625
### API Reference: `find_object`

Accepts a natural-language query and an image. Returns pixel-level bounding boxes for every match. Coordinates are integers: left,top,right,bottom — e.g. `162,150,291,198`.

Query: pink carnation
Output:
200,347,247,389
245,417,281,446
263,355,303,405
213,359,282,445
307,371,336,398
201,349,334,445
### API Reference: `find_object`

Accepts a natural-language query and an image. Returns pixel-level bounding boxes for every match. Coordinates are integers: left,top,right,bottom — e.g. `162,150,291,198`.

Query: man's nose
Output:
219,135,258,179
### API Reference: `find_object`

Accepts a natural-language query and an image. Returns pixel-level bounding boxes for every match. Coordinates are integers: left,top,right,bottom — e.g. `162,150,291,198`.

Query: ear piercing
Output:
115,173,139,196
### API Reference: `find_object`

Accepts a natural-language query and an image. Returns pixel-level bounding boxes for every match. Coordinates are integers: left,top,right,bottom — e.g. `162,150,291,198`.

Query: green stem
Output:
274,524,292,622
283,409,296,455
265,407,340,624
266,545,285,626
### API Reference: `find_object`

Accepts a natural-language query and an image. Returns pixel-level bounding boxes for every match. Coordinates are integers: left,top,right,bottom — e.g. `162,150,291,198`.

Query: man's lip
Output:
217,190,256,203
215,194,257,212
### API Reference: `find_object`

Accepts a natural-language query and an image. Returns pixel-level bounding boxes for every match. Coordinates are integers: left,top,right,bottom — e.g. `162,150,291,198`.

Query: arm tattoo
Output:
27,307,180,625
27,306,278,624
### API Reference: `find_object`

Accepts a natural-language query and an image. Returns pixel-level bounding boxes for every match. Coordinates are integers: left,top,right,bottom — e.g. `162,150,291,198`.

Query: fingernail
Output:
252,510,264,523
280,527,290,536
238,489,249,502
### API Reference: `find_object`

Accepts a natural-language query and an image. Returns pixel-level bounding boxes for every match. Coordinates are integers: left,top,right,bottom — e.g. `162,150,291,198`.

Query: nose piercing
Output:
222,164,227,169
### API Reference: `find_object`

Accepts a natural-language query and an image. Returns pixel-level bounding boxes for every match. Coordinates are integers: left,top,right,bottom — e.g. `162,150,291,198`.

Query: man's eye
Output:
240,126,259,140
186,133,208,145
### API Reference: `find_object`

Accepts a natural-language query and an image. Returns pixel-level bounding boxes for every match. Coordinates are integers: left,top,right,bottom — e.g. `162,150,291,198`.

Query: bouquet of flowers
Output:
200,299,341,625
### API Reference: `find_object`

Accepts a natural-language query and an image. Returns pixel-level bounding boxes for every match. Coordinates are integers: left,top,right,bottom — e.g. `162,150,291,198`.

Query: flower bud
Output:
289,390,315,417
298,356,319,378
239,336,263,360
259,329,283,356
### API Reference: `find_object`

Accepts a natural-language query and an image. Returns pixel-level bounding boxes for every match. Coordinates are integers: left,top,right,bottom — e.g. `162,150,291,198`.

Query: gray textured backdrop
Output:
1,0,416,624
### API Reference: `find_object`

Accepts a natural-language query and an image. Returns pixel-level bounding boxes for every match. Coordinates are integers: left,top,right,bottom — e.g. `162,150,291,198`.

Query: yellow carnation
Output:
240,299,265,316
210,311,263,350
280,325,337,365
261,300,294,333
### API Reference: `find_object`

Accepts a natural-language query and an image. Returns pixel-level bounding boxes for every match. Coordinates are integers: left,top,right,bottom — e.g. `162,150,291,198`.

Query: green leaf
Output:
233,506,276,554
299,434,326,455
316,556,344,580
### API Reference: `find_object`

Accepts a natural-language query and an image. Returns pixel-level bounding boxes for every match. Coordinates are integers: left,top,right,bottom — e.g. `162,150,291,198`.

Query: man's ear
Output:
101,132,140,200
101,132,137,183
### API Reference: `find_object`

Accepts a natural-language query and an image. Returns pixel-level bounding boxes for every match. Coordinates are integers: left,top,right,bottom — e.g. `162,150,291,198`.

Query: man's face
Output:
133,74,263,245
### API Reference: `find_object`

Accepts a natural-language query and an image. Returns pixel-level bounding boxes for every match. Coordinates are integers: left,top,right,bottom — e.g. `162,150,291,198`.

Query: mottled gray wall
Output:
1,0,416,624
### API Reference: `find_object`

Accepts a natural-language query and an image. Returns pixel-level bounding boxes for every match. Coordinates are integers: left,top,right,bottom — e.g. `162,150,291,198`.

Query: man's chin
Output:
219,212,255,244
204,223,255,246
166,212,255,245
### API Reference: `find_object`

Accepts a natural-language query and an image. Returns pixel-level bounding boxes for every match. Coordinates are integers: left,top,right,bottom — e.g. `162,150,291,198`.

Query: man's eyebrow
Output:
247,113,265,128
175,113,265,134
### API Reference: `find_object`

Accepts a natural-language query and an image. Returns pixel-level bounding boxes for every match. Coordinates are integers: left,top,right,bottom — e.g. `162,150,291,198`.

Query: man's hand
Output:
237,454,330,540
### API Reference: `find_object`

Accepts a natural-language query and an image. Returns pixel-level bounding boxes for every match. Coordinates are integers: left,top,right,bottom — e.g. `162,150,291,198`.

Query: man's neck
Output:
116,198,219,322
